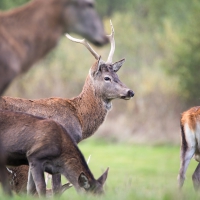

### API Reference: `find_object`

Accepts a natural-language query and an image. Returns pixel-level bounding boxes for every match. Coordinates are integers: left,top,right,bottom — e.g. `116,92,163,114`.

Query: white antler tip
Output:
65,33,70,39
109,20,114,34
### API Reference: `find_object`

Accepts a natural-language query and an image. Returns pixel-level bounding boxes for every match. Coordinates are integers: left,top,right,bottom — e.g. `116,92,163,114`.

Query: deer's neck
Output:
0,0,63,71
73,76,110,140
61,138,96,190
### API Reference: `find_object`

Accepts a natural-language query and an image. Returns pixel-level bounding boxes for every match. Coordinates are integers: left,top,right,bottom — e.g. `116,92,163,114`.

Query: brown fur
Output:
178,106,200,190
0,0,108,193
0,54,134,194
0,145,12,195
0,0,108,95
0,110,108,197
6,166,28,194
181,106,200,131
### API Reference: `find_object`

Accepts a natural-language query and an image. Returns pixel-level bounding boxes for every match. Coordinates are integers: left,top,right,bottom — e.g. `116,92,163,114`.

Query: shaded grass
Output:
1,139,199,199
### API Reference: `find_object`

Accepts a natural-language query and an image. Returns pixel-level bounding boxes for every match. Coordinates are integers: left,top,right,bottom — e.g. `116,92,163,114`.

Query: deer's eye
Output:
104,77,111,82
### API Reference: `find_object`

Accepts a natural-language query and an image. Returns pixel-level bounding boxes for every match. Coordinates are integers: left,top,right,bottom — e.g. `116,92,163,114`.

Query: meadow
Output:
1,1,200,199
1,139,198,200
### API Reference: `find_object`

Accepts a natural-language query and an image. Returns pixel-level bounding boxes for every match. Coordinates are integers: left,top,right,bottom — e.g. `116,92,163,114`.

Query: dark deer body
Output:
0,0,108,95
0,110,108,196
0,22,134,194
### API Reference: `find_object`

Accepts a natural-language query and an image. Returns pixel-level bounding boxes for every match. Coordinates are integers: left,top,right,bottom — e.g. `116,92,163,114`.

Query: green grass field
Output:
0,140,199,200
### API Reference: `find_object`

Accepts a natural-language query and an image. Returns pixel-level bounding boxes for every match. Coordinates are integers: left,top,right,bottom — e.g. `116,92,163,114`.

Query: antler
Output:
65,34,100,60
106,20,115,64
66,20,115,64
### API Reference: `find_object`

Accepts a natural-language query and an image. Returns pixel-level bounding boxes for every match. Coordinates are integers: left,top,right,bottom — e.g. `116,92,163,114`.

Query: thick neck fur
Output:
72,75,109,140
0,0,64,72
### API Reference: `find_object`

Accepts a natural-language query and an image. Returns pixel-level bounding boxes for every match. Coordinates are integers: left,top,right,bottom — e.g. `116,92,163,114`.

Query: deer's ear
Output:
112,58,125,72
97,167,109,185
78,173,90,189
90,56,102,77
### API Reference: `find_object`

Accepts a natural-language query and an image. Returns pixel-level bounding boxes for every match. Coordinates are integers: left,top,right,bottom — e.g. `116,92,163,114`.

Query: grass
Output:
1,139,199,200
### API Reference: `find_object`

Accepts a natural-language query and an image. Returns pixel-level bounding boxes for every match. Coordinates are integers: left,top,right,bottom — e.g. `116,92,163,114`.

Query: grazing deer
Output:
0,110,109,197
0,21,134,194
177,106,200,190
0,0,108,95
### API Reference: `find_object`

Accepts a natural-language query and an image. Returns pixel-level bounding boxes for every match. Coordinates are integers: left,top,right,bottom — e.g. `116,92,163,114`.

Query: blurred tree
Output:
0,0,29,10
171,1,200,105
96,0,132,17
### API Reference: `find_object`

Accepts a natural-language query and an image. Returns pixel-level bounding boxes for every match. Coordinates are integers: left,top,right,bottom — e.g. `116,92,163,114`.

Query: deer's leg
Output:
52,174,62,195
192,163,200,191
178,145,195,189
0,143,12,196
27,168,36,195
29,160,46,197
0,166,12,196
177,124,196,189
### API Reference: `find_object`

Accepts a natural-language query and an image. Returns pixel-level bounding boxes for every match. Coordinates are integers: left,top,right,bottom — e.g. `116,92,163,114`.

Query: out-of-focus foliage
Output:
2,0,200,143
0,0,29,10
164,1,200,105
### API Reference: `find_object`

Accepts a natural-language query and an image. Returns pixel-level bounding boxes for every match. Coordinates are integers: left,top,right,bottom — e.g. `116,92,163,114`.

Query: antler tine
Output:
106,20,115,64
65,34,100,60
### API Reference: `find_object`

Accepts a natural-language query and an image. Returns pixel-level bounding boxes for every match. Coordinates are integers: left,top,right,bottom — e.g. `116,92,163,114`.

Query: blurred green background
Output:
1,0,200,199
2,0,200,145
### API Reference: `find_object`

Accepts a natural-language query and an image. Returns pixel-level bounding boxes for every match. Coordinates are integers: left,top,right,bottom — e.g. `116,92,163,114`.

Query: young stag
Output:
0,21,134,193
0,110,109,197
178,106,200,191
0,0,108,95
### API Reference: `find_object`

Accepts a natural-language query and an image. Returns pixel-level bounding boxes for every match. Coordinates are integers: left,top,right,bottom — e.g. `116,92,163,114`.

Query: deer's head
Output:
78,168,109,195
66,21,134,107
62,0,108,46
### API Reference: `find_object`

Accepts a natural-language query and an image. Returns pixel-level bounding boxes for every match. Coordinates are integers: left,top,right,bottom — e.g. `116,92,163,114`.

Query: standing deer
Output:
0,0,108,193
0,110,109,197
0,0,108,95
177,106,200,190
0,21,134,194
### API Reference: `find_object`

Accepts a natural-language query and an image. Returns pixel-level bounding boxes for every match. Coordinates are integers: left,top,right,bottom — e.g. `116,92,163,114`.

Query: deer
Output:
0,21,134,194
0,0,108,194
0,110,109,197
0,0,108,193
177,106,200,191
0,0,108,95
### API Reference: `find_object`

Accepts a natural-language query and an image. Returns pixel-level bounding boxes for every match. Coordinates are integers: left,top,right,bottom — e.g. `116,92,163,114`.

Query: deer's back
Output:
0,97,83,143
181,106,200,131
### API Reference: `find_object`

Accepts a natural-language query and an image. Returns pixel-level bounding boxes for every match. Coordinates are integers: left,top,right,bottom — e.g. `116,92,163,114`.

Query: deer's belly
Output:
6,152,28,166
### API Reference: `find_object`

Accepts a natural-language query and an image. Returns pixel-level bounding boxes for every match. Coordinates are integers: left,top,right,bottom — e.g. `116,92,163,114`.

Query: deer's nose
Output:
127,90,134,98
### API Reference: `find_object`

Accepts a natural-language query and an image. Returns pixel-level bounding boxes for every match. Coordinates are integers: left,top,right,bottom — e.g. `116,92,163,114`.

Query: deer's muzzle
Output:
120,90,134,100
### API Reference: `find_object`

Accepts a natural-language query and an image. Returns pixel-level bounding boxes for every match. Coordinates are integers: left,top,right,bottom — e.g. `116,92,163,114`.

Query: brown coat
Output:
0,0,108,95
0,110,108,196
